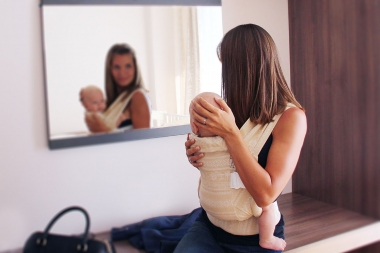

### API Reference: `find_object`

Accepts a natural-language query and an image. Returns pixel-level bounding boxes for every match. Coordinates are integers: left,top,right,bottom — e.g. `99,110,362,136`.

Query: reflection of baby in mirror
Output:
80,84,140,133
190,92,285,251
79,85,106,113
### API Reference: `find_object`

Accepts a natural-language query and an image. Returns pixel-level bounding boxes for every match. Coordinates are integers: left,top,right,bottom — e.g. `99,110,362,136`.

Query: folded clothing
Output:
111,207,202,253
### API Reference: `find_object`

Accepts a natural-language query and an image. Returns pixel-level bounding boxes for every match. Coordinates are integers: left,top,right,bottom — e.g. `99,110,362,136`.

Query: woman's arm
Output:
225,107,306,207
129,90,151,129
191,97,307,207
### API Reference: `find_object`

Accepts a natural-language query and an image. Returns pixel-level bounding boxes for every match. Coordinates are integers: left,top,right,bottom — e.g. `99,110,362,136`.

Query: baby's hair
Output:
80,85,103,101
193,92,222,109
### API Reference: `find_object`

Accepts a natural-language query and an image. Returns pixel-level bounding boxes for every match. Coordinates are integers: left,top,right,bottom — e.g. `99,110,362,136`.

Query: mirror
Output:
40,0,222,149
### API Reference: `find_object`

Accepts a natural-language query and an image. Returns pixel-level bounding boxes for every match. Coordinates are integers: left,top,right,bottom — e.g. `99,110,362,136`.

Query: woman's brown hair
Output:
105,43,147,108
217,24,304,128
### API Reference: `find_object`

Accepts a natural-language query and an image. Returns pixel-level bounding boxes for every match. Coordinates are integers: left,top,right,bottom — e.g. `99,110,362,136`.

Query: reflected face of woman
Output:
111,53,135,87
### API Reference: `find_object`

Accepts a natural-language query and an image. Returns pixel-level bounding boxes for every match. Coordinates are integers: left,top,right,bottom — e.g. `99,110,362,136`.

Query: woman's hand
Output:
190,97,239,139
85,113,111,133
185,133,204,168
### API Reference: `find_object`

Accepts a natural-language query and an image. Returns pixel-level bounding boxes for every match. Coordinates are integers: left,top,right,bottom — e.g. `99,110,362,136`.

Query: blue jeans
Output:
174,210,284,253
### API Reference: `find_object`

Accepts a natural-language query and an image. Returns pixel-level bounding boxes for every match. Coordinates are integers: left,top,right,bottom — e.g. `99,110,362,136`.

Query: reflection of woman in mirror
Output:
85,43,150,132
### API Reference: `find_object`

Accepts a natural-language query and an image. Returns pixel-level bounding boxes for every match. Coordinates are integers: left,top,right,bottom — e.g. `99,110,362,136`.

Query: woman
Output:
86,43,150,132
177,24,307,252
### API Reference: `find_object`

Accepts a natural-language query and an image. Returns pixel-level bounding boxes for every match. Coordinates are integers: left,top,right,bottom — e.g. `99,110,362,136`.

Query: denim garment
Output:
111,208,202,253
174,209,284,253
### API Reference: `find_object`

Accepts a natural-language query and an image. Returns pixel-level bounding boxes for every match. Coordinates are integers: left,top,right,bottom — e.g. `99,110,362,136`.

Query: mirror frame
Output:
40,0,221,149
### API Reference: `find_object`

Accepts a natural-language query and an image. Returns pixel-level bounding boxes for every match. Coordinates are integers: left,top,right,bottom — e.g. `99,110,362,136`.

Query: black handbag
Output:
23,206,115,253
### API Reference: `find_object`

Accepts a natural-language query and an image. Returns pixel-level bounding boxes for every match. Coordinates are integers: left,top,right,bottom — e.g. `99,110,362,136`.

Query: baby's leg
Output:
258,204,286,251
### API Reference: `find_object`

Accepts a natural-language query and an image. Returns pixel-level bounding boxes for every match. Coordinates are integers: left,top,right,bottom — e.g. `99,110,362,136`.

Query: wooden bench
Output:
278,193,380,252
7,193,380,253
98,193,380,253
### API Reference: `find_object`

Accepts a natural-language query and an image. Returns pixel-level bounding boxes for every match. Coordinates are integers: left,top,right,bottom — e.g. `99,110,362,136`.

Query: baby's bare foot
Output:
260,237,286,251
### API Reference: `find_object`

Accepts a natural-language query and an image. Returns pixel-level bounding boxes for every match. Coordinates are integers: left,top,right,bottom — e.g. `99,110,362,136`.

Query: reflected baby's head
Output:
80,85,106,112
190,92,222,137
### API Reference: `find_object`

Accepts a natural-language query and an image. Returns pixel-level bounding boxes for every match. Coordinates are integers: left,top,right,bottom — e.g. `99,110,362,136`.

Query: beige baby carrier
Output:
87,89,143,132
192,104,294,235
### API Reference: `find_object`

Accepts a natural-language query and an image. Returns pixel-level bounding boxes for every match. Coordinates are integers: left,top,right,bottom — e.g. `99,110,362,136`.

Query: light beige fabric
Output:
193,104,294,235
89,89,144,131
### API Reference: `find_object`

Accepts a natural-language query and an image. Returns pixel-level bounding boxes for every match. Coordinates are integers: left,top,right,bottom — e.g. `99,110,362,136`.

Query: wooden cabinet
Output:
288,0,380,251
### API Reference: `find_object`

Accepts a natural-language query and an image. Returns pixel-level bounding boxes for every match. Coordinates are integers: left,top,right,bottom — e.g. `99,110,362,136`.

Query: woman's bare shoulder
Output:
282,106,306,122
274,107,307,137
131,90,149,105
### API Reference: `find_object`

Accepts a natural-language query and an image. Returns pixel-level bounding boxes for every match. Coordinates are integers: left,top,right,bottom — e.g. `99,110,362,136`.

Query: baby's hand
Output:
85,112,111,133
186,133,204,168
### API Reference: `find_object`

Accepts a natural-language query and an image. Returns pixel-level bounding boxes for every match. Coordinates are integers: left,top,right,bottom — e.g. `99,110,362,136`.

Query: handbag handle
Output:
38,206,90,251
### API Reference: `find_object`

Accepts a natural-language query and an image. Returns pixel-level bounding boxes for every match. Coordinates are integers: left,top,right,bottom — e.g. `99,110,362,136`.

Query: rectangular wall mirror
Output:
40,0,222,149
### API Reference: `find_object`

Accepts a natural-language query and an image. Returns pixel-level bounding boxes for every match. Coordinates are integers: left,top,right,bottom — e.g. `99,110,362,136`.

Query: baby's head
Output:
79,85,106,112
190,92,222,137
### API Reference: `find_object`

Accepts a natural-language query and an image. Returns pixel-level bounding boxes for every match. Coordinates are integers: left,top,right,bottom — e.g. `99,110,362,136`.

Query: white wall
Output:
0,0,289,250
222,0,292,193
0,1,201,250
222,0,291,85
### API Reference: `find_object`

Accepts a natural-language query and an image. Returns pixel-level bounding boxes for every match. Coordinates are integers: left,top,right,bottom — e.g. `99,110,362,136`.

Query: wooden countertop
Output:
103,193,380,252
11,193,380,253
278,193,380,252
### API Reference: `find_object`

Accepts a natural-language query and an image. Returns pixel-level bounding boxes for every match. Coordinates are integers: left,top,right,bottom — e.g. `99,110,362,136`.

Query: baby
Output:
79,85,106,113
190,92,286,251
